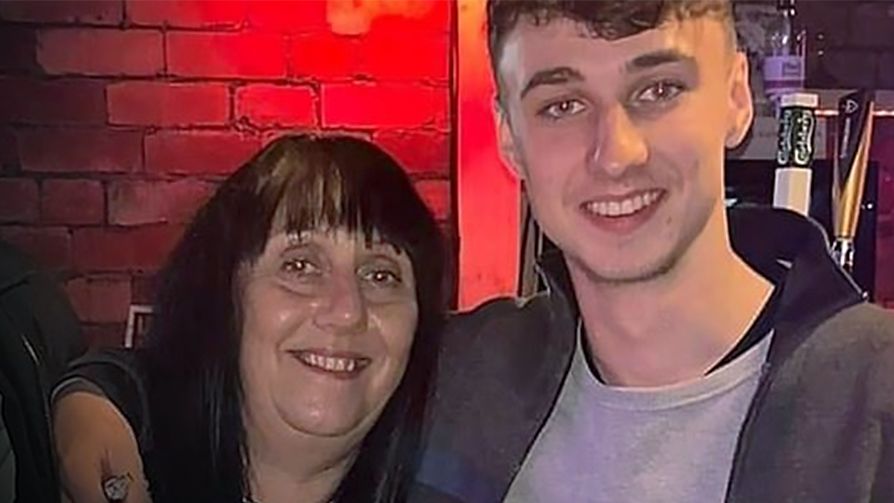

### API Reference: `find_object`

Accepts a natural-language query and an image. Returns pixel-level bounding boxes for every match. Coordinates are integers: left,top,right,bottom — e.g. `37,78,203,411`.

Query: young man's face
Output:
496,15,752,283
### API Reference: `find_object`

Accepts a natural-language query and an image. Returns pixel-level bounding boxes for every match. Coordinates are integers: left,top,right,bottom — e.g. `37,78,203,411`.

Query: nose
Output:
587,104,649,178
313,275,367,335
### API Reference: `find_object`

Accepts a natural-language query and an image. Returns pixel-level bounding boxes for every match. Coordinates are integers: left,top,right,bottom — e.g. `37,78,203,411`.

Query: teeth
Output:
295,352,366,373
632,195,644,211
586,190,662,217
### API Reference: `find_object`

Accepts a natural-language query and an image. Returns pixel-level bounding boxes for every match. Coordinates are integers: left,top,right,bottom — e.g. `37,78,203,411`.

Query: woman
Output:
53,135,447,503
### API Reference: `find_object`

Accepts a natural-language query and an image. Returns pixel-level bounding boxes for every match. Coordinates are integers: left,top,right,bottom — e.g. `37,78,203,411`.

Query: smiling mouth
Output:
582,189,665,218
289,350,372,375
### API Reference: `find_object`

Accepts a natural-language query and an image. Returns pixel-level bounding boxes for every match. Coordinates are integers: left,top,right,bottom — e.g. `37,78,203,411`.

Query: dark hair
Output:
142,134,448,502
487,0,734,91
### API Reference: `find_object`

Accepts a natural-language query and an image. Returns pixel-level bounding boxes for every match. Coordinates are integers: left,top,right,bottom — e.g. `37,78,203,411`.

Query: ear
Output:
495,100,526,179
725,51,754,149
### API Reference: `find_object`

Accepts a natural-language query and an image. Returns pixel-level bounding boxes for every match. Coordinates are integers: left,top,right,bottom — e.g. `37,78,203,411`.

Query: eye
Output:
632,80,686,105
280,258,320,276
360,267,402,288
537,98,587,120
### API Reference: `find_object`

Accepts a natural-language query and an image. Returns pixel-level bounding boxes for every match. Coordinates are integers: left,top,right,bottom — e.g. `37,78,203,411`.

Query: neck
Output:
570,212,773,387
245,421,359,503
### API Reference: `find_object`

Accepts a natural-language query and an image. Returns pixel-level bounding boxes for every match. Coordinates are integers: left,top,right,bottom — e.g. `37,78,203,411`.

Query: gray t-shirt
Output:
0,394,14,503
505,329,772,503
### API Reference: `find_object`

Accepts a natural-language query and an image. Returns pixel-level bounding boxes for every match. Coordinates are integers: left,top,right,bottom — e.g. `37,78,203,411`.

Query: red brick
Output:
321,83,447,129
145,131,260,175
19,129,142,174
414,179,450,220
37,29,163,77
368,0,449,35
325,0,374,35
0,179,39,223
82,323,126,347
235,85,316,128
290,33,360,80
108,179,216,226
374,130,449,176
0,226,71,270
0,78,105,125
356,33,449,81
327,0,448,36
246,1,327,32
0,129,17,168
72,225,184,272
41,179,104,225
128,0,245,28
131,273,160,305
108,82,229,127
167,32,287,79
0,0,122,25
65,275,132,323
0,27,38,73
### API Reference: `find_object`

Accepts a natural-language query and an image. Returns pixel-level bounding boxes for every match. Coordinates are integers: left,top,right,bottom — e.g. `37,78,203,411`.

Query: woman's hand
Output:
53,391,151,503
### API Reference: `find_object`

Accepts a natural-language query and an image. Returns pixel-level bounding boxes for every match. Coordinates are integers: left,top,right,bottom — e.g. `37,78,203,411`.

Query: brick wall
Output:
0,0,452,346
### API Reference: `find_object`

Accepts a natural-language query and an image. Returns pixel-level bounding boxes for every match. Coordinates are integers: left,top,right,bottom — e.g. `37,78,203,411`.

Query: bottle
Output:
763,0,806,103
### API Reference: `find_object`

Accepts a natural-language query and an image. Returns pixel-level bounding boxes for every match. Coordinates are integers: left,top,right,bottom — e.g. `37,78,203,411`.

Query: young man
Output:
408,1,893,501
54,1,894,502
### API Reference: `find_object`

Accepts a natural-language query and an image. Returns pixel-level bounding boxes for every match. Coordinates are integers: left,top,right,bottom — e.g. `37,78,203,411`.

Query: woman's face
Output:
238,227,418,442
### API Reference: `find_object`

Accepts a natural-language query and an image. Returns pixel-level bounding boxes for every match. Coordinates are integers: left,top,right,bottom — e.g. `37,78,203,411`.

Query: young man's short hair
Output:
487,0,735,85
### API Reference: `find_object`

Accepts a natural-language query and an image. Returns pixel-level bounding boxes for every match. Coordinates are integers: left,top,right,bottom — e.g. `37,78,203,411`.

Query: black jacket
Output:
0,241,85,503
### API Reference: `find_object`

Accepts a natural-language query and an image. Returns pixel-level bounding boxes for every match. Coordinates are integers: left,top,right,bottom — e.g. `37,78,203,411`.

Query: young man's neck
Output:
569,212,773,388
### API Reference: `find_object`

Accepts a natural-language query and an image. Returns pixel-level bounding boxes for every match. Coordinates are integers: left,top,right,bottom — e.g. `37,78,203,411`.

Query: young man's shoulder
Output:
805,302,894,364
787,302,894,406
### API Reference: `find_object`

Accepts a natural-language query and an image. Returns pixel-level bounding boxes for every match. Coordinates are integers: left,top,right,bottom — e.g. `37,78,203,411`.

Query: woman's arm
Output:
52,349,151,503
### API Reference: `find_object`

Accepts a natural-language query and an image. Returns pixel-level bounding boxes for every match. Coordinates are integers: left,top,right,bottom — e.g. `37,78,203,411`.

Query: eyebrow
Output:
280,241,314,257
518,49,696,100
361,251,403,266
625,49,695,73
519,66,585,100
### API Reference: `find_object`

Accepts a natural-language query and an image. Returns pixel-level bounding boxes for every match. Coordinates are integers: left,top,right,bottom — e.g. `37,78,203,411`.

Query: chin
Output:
604,262,676,284
283,405,370,438
577,247,681,285
292,417,365,438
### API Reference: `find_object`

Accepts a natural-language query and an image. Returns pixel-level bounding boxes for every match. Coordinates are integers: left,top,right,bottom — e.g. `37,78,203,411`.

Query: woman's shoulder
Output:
61,347,150,443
